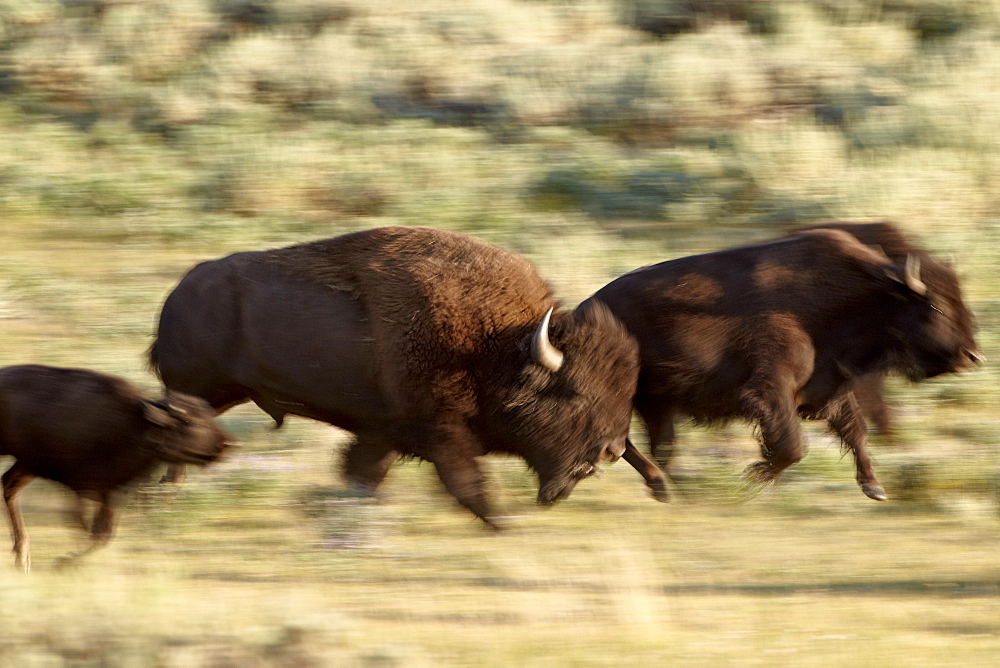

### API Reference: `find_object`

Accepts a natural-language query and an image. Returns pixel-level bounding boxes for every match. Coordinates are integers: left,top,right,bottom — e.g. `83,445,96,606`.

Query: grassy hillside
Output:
1,1,998,664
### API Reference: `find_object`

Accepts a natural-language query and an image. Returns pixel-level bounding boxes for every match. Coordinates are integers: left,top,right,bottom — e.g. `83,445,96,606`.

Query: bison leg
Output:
56,491,120,568
433,456,497,529
159,465,186,485
342,437,397,495
2,463,37,572
630,399,676,501
86,492,118,551
826,395,887,501
422,426,497,529
636,400,677,472
853,374,895,443
745,395,804,485
622,440,669,502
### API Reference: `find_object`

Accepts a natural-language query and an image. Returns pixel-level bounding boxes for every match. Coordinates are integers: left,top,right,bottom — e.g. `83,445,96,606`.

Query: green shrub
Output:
35,175,154,217
531,163,700,220
813,0,981,40
618,0,782,39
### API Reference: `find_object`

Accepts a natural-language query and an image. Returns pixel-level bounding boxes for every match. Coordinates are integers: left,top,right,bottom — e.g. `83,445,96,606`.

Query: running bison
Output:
581,227,980,502
0,365,230,571
792,221,981,441
149,226,639,528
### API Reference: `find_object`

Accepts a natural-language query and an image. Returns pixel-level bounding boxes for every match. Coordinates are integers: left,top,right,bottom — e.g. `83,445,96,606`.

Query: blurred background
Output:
0,1,997,665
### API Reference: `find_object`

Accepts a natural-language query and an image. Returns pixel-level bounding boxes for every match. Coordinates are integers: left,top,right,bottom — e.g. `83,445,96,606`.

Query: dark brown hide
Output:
582,228,979,501
791,221,981,440
149,226,639,526
0,365,230,571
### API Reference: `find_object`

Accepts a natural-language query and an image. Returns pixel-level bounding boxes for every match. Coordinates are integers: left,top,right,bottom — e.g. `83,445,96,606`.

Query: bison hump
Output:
254,227,554,343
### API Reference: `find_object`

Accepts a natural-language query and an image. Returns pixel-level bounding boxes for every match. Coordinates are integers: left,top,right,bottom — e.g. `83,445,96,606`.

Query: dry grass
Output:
1,425,997,665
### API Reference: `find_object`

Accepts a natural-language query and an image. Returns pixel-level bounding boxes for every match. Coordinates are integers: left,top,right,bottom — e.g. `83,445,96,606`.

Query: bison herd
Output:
0,222,981,570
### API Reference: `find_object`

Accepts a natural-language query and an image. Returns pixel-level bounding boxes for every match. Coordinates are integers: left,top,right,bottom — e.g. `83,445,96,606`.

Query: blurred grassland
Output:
1,1,999,665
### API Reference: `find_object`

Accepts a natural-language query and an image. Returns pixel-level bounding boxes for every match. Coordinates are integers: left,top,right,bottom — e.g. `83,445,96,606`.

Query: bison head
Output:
886,254,981,380
486,302,639,505
142,391,233,465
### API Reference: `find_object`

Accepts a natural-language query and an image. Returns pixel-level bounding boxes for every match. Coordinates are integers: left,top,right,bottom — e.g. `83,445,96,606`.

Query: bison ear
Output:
142,400,175,428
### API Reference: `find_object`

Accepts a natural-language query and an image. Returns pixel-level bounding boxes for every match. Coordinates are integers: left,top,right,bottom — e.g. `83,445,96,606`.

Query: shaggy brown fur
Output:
149,226,639,527
259,227,554,419
0,365,230,571
583,227,979,502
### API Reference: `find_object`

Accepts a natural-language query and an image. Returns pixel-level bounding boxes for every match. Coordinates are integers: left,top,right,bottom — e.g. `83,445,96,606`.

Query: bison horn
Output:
142,400,175,428
904,254,927,296
531,307,564,373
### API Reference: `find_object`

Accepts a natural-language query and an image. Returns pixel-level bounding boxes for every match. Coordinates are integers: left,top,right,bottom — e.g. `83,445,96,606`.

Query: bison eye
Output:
929,303,944,315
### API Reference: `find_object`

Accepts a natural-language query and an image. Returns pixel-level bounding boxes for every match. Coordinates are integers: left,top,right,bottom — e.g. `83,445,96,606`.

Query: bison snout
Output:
177,428,235,465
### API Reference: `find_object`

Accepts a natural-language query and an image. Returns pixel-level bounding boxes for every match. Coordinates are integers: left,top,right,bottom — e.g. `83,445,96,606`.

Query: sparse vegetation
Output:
1,1,998,664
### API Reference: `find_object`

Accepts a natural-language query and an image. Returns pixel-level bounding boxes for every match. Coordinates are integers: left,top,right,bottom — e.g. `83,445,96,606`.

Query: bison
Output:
0,364,230,571
149,226,639,528
792,221,982,442
581,227,979,502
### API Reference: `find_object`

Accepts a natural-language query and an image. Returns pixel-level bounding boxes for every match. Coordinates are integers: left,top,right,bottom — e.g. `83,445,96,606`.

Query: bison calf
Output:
0,365,230,571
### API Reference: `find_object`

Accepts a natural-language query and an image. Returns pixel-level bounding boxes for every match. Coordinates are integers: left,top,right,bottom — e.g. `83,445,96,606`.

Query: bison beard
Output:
149,226,639,527
0,365,230,571
584,226,979,502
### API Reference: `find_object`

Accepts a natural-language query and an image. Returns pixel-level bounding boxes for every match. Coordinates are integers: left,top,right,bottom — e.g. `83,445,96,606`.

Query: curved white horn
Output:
905,253,927,296
531,307,564,373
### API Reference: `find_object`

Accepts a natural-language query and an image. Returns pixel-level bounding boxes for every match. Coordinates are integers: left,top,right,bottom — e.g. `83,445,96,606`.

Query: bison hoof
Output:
861,483,888,501
743,461,778,484
736,477,774,502
647,478,670,503
737,464,778,501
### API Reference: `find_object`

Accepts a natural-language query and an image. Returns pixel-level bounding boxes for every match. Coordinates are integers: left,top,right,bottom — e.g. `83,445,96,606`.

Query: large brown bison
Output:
581,227,980,502
792,221,982,442
0,365,230,571
149,226,639,528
